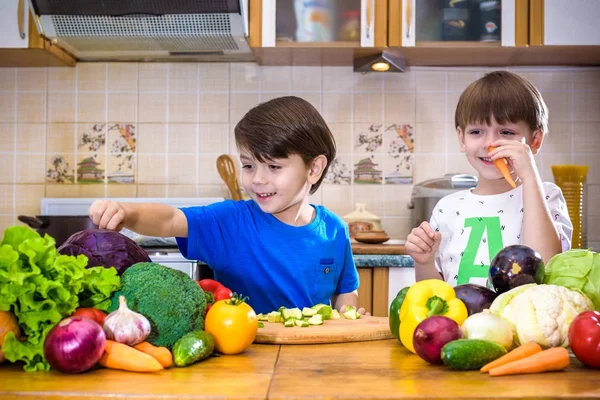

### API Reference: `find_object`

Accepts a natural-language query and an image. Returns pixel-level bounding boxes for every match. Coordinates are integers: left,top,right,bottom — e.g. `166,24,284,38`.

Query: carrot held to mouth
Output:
488,146,517,188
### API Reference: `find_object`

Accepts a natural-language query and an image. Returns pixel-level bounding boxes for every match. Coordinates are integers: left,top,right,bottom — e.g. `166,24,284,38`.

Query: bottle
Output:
442,0,470,41
479,0,501,42
294,0,335,42
338,10,360,41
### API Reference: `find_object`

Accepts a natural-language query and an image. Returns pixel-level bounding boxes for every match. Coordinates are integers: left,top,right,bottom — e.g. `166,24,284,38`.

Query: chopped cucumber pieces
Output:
343,305,360,320
301,307,318,317
307,314,323,325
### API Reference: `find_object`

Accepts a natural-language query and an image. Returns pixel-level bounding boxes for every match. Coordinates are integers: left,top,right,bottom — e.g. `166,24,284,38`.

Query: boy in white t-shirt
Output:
406,71,573,287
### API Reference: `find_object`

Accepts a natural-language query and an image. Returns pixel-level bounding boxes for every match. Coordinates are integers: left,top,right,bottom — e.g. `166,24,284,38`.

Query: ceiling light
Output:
353,52,406,73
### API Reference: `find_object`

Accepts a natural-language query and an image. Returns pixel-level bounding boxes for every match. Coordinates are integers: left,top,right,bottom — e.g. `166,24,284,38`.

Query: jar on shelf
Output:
339,10,361,41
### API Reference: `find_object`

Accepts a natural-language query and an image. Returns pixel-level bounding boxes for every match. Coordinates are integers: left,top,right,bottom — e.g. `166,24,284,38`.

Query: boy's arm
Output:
415,261,444,281
521,180,563,262
90,200,188,237
331,291,358,311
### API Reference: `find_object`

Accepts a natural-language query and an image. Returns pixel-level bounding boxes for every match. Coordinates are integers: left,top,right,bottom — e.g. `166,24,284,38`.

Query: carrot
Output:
99,340,163,373
488,146,517,188
481,341,542,372
134,341,173,368
489,347,570,377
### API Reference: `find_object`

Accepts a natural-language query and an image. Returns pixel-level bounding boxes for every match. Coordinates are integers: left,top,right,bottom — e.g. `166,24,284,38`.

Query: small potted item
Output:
343,203,382,238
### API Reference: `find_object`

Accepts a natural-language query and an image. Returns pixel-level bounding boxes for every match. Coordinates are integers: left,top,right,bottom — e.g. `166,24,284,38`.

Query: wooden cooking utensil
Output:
216,154,243,201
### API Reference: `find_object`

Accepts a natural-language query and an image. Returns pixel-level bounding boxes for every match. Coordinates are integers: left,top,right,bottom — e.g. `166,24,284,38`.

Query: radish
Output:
413,316,462,364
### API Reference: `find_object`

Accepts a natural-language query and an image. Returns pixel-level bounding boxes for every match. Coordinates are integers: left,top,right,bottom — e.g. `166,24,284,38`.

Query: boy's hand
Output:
406,221,441,265
89,200,126,231
489,138,539,183
339,305,371,316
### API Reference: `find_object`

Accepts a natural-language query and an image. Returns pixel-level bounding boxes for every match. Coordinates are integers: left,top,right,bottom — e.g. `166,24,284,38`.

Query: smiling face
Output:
239,151,326,226
457,116,538,186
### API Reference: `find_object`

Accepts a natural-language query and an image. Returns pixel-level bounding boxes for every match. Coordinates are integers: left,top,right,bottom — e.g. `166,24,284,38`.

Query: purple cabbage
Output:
57,229,150,275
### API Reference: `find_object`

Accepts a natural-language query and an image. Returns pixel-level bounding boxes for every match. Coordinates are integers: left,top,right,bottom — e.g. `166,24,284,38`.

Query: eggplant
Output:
488,245,545,295
454,284,497,315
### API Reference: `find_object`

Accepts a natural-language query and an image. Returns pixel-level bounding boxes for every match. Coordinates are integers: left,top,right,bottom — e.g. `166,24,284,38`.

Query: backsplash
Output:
0,63,598,249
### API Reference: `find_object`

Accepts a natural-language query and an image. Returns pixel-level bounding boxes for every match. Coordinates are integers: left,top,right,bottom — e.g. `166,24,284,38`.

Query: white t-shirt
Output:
429,182,573,288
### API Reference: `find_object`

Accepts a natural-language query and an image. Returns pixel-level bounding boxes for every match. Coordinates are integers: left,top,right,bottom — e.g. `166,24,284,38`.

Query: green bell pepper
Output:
389,287,410,341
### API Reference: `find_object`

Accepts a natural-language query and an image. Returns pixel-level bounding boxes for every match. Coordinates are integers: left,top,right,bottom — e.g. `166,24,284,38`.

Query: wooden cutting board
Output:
254,316,393,345
351,242,407,255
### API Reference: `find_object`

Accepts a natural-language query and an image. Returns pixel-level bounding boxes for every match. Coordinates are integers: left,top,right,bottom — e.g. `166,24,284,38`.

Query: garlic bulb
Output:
103,296,151,346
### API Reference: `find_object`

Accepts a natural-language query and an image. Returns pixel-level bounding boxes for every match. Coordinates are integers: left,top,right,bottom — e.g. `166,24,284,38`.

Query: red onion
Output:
44,316,106,374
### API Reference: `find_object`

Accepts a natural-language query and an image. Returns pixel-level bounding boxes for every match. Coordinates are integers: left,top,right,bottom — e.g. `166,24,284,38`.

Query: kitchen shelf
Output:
415,41,501,48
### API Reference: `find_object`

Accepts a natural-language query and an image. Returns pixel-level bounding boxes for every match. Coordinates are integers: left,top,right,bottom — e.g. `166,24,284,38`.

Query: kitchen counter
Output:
1,340,598,400
351,241,414,268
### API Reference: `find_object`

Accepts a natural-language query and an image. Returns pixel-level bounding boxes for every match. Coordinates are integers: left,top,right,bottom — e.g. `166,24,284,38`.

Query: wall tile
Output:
383,185,413,217
198,185,228,198
538,153,573,182
587,185,600,216
544,122,573,154
48,67,76,92
413,153,445,184
198,155,222,185
322,67,354,92
381,216,412,240
261,66,292,92
541,71,572,92
199,93,229,123
295,93,321,113
0,185,14,213
0,93,16,123
321,184,353,217
573,92,600,122
199,63,229,92
168,185,198,197
322,93,352,123
415,71,446,92
48,93,76,122
354,73,383,93
447,71,477,92
16,153,45,183
138,93,168,123
16,124,46,153
169,64,198,93
17,93,46,123
446,153,477,176
77,63,106,91
0,68,16,91
137,154,167,184
384,93,414,122
329,123,353,154
353,184,384,217
168,124,197,154
573,70,600,92
513,71,542,90
137,184,167,197
446,92,461,122
15,184,45,215
168,93,198,123
77,93,106,122
416,93,445,123
139,64,168,92
230,63,259,92
384,73,415,92
107,184,137,197
107,93,137,122
414,123,446,153
0,216,16,233
573,155,600,185
17,68,47,92
168,154,197,184
45,184,105,198
354,93,382,123
0,124,15,152
137,124,167,154
0,154,15,183
230,94,259,124
47,124,75,153
199,123,229,154
573,122,600,153
108,64,138,92
544,91,573,122
292,66,322,92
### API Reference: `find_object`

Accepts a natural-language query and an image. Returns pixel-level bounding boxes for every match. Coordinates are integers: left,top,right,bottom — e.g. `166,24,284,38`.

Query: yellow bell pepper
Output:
399,279,468,353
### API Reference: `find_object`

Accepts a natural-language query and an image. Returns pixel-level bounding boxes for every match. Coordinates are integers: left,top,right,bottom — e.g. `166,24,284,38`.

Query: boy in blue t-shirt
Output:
89,96,361,315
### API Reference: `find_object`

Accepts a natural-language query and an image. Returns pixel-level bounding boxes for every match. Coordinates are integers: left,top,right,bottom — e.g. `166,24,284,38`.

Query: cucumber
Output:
282,308,303,321
172,330,214,367
302,307,317,317
441,339,507,370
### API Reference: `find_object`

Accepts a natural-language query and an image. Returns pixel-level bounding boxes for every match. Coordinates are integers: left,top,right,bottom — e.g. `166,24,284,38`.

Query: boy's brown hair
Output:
455,71,549,135
234,96,336,194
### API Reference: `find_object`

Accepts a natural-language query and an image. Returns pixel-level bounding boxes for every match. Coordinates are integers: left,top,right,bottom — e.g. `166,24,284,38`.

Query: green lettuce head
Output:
543,249,600,310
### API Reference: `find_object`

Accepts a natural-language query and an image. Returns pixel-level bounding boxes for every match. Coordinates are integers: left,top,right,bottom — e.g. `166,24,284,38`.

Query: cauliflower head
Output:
489,284,593,348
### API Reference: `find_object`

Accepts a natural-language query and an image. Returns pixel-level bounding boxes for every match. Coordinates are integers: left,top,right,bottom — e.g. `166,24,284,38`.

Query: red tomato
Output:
71,308,107,326
214,286,233,301
568,310,600,369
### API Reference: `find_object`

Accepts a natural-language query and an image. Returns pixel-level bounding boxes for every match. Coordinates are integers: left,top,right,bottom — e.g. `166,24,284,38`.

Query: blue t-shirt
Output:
176,200,359,314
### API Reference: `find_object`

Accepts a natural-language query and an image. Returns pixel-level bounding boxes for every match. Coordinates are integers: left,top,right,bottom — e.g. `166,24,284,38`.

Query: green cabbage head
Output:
543,249,600,310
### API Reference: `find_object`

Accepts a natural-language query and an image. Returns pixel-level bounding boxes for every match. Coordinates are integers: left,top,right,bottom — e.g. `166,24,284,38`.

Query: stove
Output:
40,197,224,280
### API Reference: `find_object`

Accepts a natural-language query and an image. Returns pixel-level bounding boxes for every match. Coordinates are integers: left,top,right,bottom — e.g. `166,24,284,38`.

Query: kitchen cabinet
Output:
530,0,600,46
357,267,390,317
388,0,528,48
0,0,75,67
250,0,388,48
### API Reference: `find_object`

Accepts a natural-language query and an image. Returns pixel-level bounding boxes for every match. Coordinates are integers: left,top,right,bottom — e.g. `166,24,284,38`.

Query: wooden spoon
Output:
216,154,243,201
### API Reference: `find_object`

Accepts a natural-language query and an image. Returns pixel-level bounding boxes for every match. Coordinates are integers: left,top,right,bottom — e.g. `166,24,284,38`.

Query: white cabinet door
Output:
0,0,29,48
544,0,600,45
388,268,415,309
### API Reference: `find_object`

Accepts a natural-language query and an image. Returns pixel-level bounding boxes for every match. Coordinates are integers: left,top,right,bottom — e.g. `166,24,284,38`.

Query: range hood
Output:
29,0,253,62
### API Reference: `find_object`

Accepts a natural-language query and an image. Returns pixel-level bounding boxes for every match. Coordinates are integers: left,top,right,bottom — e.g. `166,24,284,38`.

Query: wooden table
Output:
1,340,598,400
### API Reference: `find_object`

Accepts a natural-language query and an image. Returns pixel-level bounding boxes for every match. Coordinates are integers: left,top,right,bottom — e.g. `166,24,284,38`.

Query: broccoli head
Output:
108,262,206,349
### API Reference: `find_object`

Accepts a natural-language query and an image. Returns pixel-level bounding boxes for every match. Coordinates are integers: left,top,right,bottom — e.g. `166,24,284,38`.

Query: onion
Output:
44,316,106,374
460,310,514,350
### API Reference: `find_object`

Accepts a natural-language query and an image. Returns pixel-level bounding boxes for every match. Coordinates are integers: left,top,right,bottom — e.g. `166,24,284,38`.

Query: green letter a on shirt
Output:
457,217,504,285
